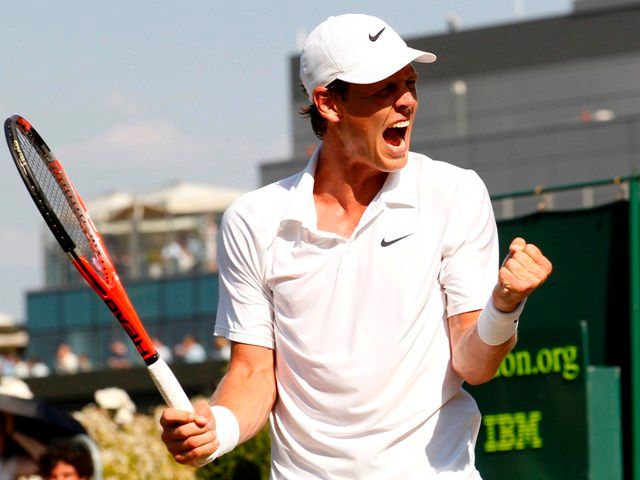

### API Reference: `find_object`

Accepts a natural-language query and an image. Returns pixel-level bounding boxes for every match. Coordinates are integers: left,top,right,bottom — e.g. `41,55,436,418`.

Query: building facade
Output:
25,181,243,372
27,272,219,370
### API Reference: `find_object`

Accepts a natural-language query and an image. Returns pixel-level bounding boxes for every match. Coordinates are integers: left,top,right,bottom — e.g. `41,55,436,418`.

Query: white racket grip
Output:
147,357,193,412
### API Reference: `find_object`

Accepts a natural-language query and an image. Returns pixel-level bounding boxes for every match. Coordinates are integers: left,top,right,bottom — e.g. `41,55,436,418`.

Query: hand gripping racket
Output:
4,115,193,412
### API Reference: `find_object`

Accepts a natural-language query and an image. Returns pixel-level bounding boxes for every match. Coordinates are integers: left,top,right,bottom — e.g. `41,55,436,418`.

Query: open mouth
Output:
382,120,409,147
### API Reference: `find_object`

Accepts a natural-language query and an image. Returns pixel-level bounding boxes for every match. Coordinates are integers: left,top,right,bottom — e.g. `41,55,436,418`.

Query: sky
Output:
0,0,571,320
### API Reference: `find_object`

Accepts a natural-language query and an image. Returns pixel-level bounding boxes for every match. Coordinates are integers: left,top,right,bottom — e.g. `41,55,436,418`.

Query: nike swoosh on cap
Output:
380,233,413,247
369,27,385,42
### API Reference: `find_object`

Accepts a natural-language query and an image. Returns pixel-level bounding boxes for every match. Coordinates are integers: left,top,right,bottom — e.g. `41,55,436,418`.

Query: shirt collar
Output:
281,147,418,228
377,152,419,208
281,145,320,228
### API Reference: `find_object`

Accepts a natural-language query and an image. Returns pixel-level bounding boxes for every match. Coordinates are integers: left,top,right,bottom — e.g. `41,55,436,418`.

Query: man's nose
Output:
395,87,417,114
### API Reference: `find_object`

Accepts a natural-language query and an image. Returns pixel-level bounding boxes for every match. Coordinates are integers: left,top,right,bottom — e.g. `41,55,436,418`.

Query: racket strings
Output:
16,127,106,281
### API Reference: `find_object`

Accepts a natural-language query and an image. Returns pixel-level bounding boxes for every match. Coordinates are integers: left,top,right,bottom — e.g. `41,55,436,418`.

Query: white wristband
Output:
477,298,526,346
203,405,240,464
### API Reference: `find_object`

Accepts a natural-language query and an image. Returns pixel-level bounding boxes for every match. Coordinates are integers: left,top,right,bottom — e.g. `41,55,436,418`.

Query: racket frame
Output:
4,115,192,410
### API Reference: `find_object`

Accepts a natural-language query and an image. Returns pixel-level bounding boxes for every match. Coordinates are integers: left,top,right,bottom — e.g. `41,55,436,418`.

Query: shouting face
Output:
332,64,419,173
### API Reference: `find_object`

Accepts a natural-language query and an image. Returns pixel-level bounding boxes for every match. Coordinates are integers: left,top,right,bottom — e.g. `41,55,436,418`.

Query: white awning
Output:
137,182,245,215
86,191,135,222
0,330,28,349
96,216,200,235
85,182,244,221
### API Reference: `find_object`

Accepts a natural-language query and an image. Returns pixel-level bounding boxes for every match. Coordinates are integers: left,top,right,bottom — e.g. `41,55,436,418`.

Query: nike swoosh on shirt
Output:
380,233,413,247
369,27,385,42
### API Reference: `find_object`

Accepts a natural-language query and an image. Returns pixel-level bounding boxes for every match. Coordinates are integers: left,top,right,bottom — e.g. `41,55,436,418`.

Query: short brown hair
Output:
39,441,94,479
298,79,350,139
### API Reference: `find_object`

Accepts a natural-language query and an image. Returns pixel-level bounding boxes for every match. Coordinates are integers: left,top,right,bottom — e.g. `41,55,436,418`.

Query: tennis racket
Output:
4,114,192,412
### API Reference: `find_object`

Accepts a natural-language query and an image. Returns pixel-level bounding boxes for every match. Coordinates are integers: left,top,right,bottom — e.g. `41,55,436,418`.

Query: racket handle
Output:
147,357,194,412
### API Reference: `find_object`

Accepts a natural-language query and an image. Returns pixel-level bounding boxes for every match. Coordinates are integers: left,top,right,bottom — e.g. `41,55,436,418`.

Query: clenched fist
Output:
160,400,218,467
493,237,552,313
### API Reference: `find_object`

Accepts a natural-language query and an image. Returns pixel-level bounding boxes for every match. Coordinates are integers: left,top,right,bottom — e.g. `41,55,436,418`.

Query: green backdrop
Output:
468,201,629,479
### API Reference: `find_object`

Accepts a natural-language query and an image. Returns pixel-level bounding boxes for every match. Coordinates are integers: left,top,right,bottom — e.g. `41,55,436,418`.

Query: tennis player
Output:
160,14,552,478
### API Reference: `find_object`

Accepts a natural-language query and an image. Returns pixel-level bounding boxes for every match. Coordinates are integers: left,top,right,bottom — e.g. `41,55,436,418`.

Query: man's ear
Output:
313,86,341,123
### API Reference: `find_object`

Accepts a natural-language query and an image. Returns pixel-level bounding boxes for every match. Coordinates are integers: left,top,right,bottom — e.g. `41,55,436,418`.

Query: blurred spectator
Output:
39,440,93,480
203,215,219,272
78,354,92,373
187,235,205,271
152,337,173,364
107,341,131,369
174,335,206,363
1,354,15,378
162,238,195,274
148,262,163,279
0,353,29,379
55,344,79,375
11,354,30,379
1,411,47,480
27,358,50,378
212,337,231,361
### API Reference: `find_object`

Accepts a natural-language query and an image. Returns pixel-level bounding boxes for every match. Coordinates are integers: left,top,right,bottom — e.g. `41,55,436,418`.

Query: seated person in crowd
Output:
55,344,79,375
107,341,131,369
1,412,47,480
174,335,206,363
39,440,94,480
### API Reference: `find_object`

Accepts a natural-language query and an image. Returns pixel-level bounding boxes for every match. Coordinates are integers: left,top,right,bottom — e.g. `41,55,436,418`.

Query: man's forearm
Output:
160,342,276,467
211,346,277,443
450,238,552,385
451,313,516,385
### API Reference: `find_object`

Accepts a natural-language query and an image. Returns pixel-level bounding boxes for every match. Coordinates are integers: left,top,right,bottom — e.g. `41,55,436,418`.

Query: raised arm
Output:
160,341,276,467
448,237,552,385
448,309,515,385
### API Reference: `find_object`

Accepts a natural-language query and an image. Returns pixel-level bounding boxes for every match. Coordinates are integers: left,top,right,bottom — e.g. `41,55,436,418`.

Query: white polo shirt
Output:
215,148,498,479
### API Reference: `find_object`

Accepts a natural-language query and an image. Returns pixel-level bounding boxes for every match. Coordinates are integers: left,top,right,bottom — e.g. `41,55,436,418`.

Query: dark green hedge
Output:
196,425,271,480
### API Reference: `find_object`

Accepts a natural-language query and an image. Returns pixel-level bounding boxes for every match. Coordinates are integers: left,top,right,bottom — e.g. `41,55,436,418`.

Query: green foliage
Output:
74,405,196,480
73,401,270,480
196,425,271,480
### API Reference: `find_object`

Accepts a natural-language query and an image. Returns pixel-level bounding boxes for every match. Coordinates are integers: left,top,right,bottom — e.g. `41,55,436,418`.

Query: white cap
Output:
300,14,437,102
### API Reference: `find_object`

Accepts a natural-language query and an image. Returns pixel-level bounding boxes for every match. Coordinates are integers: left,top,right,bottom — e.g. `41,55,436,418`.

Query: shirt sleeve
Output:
214,201,275,349
440,170,499,318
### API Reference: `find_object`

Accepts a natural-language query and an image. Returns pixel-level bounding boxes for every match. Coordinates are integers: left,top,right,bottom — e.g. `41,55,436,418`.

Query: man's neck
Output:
312,145,388,238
